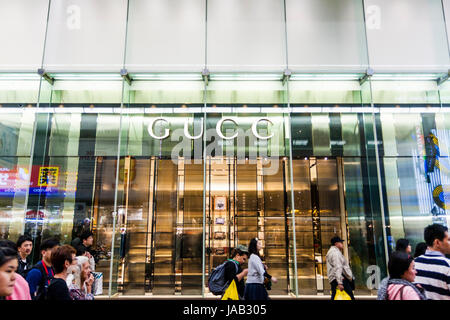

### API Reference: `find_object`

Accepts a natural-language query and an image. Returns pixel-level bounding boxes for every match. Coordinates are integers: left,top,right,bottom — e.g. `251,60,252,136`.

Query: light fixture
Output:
289,73,362,81
0,73,41,81
130,73,203,81
370,73,441,81
209,73,283,81
50,73,123,81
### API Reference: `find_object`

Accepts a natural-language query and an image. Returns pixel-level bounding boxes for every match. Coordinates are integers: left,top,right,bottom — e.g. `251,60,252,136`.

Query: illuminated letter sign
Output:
251,118,274,140
216,118,238,140
147,118,170,140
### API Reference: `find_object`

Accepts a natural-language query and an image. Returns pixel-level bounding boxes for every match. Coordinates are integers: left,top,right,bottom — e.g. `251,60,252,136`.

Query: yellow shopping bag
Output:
221,280,239,300
334,289,352,300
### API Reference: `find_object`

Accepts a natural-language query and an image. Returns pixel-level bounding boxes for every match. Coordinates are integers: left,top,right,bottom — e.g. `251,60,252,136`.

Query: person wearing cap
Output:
326,236,355,300
223,245,249,299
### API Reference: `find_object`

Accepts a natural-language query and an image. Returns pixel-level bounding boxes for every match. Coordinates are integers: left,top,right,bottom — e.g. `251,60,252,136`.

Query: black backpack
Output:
32,262,54,301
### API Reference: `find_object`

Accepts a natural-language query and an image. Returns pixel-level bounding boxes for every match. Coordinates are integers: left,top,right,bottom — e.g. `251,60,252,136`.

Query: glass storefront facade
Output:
1,0,450,298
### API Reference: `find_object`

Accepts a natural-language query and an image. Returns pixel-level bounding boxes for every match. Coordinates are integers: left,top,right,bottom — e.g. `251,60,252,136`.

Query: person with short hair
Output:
414,224,450,300
395,238,412,255
46,245,76,300
413,242,428,259
0,246,18,299
16,235,33,278
25,237,60,300
326,236,355,300
223,245,249,299
377,251,426,300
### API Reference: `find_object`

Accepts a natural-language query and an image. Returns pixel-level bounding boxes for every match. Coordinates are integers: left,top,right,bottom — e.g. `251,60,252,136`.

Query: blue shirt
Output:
25,261,54,298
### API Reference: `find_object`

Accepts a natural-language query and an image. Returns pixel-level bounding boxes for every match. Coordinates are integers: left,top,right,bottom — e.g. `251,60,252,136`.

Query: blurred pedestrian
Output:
413,242,427,259
396,238,412,255
326,236,355,300
0,246,18,299
377,251,426,300
415,224,450,300
0,240,31,300
46,245,76,300
16,235,33,278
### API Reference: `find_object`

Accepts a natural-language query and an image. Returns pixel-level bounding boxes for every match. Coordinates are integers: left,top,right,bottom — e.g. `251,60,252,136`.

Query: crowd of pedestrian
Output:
2,223,450,301
0,230,97,301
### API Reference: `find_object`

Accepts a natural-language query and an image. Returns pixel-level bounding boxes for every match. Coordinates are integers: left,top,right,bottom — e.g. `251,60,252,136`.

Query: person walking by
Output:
66,255,94,300
0,240,31,300
0,246,18,300
326,236,355,300
377,251,427,300
26,237,59,300
244,238,277,300
16,235,33,278
396,238,412,255
46,245,76,300
223,245,248,300
413,242,428,259
414,224,450,300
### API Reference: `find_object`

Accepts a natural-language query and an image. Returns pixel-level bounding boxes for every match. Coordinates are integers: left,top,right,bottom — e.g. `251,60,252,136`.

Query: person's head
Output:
16,235,33,259
76,255,91,284
0,246,18,297
0,239,17,251
388,251,416,282
248,238,262,257
231,245,249,264
331,236,344,250
395,238,411,254
80,231,94,247
413,242,428,258
40,238,60,265
50,245,76,275
424,224,450,254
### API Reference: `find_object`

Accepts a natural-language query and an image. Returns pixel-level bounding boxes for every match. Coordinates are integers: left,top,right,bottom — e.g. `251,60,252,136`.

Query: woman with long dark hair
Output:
244,238,276,300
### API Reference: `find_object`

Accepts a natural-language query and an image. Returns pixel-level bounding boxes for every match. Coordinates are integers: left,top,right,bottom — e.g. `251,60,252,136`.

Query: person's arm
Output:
254,256,266,278
236,269,248,282
25,269,41,298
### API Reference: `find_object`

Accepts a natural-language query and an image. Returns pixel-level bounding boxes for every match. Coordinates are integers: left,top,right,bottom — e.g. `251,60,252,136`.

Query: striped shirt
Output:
414,250,450,300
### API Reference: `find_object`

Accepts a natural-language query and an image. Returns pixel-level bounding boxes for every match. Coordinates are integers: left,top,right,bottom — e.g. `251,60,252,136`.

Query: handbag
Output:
334,289,351,300
221,280,239,300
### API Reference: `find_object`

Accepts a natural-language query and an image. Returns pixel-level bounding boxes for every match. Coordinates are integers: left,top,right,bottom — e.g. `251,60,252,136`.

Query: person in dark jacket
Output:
16,235,33,278
47,245,76,300
223,245,249,299
26,238,59,300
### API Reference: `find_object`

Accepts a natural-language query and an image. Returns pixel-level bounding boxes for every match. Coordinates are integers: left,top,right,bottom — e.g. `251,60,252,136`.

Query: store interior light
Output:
289,73,362,81
130,73,203,81
209,73,283,81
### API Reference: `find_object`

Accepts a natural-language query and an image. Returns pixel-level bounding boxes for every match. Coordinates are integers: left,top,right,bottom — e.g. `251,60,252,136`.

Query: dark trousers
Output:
330,278,355,300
